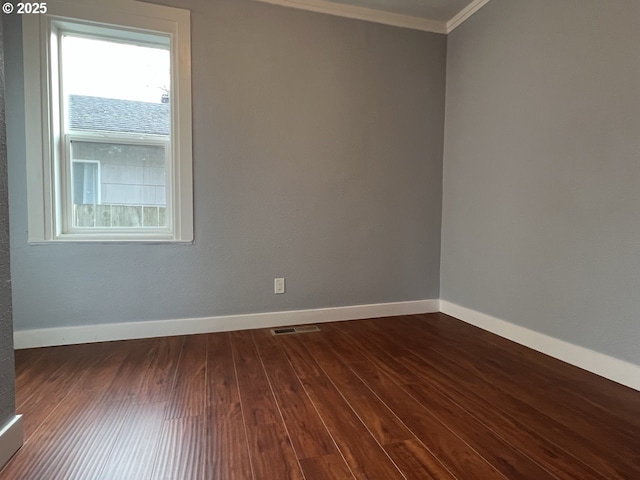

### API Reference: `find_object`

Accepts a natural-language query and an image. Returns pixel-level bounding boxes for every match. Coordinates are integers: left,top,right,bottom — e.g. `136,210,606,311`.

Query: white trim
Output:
23,14,49,243
446,0,491,33
14,299,439,349
253,0,448,34
0,415,23,471
252,0,493,34
16,298,640,392
440,300,640,392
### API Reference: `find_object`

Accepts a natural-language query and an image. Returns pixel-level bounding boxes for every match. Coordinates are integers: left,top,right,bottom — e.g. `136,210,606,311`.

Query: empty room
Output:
1,0,639,478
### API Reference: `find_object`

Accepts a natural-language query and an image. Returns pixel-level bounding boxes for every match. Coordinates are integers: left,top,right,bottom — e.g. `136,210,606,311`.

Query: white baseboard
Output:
14,299,439,349
0,415,23,470
15,298,639,392
440,300,640,392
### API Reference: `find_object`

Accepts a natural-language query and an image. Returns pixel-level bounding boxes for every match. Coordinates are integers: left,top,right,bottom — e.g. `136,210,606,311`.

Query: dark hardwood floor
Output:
2,313,639,479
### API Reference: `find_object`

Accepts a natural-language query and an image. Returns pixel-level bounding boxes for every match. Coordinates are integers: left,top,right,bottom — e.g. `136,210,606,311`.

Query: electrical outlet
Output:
274,277,285,294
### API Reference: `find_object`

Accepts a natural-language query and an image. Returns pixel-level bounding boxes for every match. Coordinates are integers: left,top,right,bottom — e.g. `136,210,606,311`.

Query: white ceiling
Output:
255,0,490,34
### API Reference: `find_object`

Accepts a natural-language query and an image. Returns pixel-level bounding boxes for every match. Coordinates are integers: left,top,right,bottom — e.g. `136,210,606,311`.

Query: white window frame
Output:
23,0,193,243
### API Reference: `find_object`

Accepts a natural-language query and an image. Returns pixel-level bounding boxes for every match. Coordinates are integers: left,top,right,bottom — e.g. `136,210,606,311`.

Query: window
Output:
72,160,100,206
23,0,192,242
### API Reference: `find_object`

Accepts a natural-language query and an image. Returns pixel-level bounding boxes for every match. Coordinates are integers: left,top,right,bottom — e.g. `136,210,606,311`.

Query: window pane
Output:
70,141,167,229
61,35,170,136
72,162,99,205
62,35,170,104
62,33,172,231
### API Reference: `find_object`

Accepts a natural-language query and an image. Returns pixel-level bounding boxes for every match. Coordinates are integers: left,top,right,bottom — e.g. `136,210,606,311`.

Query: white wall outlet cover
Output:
274,278,285,294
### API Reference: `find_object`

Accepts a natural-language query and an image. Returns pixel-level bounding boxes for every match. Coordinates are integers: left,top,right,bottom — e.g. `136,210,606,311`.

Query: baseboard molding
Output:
440,300,640,392
14,299,439,349
0,415,23,470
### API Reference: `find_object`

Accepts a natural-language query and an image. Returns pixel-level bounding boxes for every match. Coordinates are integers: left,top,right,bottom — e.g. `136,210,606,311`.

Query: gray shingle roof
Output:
68,95,170,136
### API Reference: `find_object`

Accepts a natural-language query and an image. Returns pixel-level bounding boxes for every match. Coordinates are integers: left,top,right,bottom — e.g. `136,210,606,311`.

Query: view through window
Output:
61,35,171,229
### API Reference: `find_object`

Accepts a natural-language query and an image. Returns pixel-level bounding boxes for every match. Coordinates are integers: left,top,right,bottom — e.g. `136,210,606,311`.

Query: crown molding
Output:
253,0,448,34
447,0,491,32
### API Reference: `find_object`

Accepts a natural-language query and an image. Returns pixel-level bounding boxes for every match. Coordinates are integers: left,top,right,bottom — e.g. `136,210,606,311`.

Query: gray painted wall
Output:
441,0,640,365
4,0,445,331
0,18,16,427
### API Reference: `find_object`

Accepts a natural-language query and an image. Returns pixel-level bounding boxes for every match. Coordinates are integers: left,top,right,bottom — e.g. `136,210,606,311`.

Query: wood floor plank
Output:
300,332,414,445
277,333,325,378
317,327,516,480
151,415,206,480
365,318,637,480
15,345,66,399
415,314,640,475
164,334,206,420
455,313,640,419
98,401,166,480
392,318,640,452
252,329,341,459
408,315,640,439
206,332,239,409
1,393,129,480
396,315,640,433
206,403,254,480
405,381,604,480
6,340,136,478
422,312,640,420
5,314,640,480
135,335,185,404
278,335,407,480
299,453,356,480
13,347,41,379
230,331,280,426
297,373,407,480
18,340,134,446
230,330,304,480
73,340,138,398
332,324,585,479
206,333,253,480
385,440,457,480
16,345,110,440
245,423,305,480
16,343,108,410
102,338,159,403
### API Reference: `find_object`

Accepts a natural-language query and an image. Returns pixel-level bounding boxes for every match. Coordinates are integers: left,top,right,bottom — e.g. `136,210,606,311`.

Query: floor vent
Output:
271,325,321,336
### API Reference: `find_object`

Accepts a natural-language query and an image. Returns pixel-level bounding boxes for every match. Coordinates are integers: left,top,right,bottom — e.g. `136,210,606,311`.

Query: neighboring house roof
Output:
68,94,170,136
